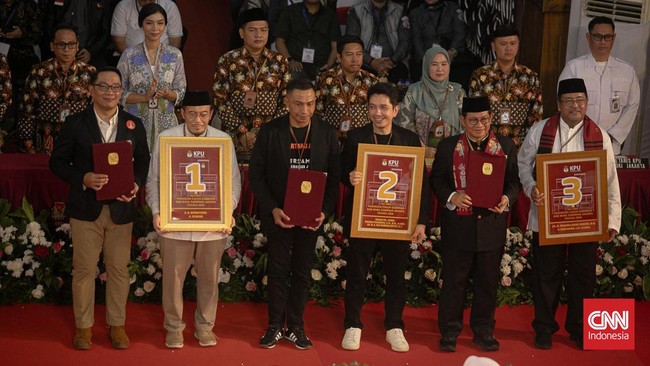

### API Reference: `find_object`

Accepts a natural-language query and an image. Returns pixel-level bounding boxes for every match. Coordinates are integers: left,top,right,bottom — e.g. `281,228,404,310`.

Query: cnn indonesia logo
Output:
584,299,635,350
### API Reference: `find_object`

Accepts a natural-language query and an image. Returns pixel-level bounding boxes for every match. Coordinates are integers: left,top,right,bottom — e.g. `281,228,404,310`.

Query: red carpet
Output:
1,301,648,365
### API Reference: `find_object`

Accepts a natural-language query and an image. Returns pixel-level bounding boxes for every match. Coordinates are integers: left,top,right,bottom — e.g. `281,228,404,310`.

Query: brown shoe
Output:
73,327,92,350
109,326,130,349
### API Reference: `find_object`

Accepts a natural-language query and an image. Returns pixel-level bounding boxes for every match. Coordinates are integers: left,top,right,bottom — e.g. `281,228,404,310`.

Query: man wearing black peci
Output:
430,96,520,352
249,78,340,350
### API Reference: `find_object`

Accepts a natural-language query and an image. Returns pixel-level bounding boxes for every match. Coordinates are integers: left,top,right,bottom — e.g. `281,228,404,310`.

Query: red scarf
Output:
452,131,505,216
538,113,603,154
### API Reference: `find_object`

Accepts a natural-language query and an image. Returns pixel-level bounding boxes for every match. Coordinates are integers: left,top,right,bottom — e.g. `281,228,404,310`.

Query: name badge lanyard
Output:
54,61,79,122
289,121,311,167
370,7,385,57
144,43,163,109
337,74,358,129
242,56,269,119
498,71,514,124
423,83,450,143
301,6,317,63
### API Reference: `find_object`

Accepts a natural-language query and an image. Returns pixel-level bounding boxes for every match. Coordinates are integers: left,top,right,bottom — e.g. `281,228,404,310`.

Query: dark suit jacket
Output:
340,123,431,237
430,134,520,252
249,115,340,233
49,107,150,224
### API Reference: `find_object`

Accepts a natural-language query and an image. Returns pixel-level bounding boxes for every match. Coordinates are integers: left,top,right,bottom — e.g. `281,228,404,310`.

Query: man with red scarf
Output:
518,78,621,350
430,96,520,353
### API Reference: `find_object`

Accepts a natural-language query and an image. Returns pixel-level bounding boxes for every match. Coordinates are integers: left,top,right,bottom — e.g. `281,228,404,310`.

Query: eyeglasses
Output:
466,116,491,126
94,83,122,92
560,97,587,106
185,111,211,120
53,41,78,50
590,33,614,42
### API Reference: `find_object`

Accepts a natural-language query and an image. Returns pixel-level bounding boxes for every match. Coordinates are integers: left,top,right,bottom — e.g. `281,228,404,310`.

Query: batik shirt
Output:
18,59,95,151
0,54,11,122
469,62,543,147
315,65,378,131
212,47,290,153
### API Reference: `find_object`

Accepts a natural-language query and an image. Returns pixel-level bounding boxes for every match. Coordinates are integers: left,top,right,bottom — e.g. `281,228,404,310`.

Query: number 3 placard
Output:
536,150,609,245
350,143,425,240
159,136,233,231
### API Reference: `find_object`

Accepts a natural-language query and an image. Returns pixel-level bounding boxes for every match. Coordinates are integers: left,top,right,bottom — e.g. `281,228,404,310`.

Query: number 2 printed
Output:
377,171,398,200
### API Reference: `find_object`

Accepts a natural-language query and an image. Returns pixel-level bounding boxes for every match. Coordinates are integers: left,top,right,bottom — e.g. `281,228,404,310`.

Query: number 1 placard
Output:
350,143,425,240
536,150,609,245
159,136,233,231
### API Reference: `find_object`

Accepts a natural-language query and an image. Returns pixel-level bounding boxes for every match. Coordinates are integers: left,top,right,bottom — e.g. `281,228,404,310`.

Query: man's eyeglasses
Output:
466,116,491,126
94,83,122,92
185,111,211,120
590,33,614,42
560,98,587,106
53,41,79,50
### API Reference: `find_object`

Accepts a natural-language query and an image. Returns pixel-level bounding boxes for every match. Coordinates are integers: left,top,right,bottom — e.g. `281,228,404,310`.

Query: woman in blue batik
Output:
117,3,186,149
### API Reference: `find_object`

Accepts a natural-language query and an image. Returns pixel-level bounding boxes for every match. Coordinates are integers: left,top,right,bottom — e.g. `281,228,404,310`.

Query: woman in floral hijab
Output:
395,45,464,161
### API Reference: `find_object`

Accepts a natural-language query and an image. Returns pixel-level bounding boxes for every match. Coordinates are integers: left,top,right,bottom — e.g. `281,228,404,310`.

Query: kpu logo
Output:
583,299,635,350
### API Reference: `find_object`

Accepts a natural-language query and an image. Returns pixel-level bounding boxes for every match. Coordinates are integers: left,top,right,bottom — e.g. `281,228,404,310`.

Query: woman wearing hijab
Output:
117,3,186,149
395,45,464,162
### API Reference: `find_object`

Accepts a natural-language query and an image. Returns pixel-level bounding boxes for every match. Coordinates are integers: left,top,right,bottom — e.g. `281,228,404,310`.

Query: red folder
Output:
465,151,506,208
92,141,134,201
283,169,327,227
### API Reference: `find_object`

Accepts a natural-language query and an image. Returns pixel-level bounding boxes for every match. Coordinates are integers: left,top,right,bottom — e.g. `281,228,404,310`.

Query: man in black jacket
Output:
430,96,520,352
249,78,340,350
50,66,150,350
340,82,429,352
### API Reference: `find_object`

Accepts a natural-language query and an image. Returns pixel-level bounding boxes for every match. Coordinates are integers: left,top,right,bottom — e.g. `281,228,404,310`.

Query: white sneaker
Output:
165,331,184,349
386,328,409,352
341,327,361,350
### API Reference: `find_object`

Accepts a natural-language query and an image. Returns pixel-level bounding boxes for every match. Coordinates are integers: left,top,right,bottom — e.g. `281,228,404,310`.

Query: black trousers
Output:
438,246,503,338
530,232,597,336
266,228,319,329
344,238,409,330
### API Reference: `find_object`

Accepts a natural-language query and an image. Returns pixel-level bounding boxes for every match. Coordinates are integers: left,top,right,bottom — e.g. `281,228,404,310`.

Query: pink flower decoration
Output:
332,246,342,257
245,281,257,292
98,272,107,282
518,248,529,257
139,249,150,261
245,249,255,258
227,247,237,258
501,276,512,287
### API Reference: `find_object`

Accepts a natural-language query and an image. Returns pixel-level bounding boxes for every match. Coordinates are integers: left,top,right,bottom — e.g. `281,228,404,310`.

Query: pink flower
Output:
332,246,342,257
501,276,512,287
139,249,150,261
518,248,529,257
245,280,257,292
53,241,63,253
245,249,255,258
98,272,107,282
227,247,237,258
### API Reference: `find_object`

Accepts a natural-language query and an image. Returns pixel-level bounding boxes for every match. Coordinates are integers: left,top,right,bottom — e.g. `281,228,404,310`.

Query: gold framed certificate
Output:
351,143,425,241
536,150,608,245
159,136,233,231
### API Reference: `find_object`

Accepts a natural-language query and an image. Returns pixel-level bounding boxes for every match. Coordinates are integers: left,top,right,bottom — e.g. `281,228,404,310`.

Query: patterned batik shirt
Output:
0,54,11,122
212,47,290,153
315,65,378,132
18,59,95,152
469,62,543,148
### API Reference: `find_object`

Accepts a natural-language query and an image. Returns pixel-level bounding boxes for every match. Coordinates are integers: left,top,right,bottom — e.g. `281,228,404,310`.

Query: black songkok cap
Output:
239,8,267,27
183,91,212,107
462,96,491,114
492,25,519,40
558,78,588,98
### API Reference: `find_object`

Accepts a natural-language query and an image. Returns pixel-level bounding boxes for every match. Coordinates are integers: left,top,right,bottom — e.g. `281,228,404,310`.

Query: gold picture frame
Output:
536,150,609,245
160,136,233,231
351,143,425,241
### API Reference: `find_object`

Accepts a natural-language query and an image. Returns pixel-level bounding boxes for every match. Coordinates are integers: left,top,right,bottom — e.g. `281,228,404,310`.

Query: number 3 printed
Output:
561,176,582,206
377,171,398,200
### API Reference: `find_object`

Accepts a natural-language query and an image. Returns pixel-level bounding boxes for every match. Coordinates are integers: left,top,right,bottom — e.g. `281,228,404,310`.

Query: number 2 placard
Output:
350,143,425,241
536,150,609,245
159,136,233,231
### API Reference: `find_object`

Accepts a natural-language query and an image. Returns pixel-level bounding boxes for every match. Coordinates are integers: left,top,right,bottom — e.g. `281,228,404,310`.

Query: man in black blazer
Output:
50,66,150,350
249,78,340,350
430,96,520,352
340,82,429,353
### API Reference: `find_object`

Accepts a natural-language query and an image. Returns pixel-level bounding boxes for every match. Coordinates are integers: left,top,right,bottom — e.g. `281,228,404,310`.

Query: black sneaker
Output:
285,327,313,350
259,326,283,348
